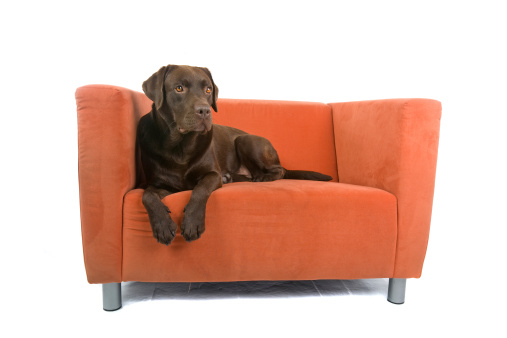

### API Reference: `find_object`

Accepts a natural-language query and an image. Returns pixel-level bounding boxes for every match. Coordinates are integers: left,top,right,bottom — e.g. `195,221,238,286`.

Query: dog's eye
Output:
175,85,184,92
205,87,212,94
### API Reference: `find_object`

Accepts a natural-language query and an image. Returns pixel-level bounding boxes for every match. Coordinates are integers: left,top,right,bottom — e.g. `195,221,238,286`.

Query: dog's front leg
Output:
142,186,177,245
181,172,222,242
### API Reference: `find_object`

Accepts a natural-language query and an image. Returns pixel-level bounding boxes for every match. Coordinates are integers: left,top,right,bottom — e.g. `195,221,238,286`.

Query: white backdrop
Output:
1,0,506,336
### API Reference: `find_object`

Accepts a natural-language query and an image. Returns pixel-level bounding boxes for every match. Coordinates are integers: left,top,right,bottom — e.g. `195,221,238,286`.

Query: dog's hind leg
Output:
234,135,285,182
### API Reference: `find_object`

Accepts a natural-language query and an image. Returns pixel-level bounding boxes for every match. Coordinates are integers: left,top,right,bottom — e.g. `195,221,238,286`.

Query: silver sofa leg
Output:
102,283,122,311
387,278,406,304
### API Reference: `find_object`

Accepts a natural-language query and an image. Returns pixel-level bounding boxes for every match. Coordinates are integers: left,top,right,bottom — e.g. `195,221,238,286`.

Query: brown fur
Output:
137,65,331,244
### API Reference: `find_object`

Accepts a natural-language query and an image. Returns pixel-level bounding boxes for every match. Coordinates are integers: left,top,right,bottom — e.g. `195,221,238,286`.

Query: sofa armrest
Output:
76,85,151,283
330,99,441,278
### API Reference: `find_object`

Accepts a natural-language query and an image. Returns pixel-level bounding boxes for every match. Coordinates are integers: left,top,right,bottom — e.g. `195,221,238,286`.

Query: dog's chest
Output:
153,139,215,191
153,164,191,191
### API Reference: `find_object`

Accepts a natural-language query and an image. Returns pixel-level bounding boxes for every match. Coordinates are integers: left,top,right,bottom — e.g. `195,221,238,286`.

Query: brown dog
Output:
137,65,332,244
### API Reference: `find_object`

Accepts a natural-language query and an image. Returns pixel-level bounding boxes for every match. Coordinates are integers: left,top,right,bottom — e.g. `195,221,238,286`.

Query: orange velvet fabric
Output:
213,99,338,181
76,85,440,284
330,99,441,278
76,85,151,283
122,181,397,282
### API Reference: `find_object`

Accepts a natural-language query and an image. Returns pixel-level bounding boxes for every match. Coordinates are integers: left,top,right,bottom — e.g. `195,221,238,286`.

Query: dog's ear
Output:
200,67,219,112
142,65,174,110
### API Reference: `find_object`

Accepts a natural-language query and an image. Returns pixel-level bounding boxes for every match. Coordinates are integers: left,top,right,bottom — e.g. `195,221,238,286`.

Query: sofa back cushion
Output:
213,99,338,181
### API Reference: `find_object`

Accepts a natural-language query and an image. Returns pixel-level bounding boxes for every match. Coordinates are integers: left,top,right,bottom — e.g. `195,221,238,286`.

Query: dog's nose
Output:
195,105,211,119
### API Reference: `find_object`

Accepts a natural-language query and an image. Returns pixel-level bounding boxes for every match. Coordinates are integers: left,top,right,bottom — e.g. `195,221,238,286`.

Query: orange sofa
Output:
76,85,441,310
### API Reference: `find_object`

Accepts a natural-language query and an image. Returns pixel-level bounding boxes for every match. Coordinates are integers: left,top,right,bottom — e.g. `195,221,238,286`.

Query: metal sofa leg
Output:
387,278,406,304
102,283,122,311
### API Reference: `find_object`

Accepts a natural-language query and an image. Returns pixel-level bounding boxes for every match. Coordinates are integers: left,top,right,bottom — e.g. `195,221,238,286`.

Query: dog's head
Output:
142,65,219,134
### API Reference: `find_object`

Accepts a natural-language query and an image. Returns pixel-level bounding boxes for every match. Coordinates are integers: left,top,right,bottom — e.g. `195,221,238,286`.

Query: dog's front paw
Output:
150,216,178,245
180,214,205,242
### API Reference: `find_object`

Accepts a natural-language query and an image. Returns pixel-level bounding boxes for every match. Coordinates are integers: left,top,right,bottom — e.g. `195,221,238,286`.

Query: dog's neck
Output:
169,130,214,166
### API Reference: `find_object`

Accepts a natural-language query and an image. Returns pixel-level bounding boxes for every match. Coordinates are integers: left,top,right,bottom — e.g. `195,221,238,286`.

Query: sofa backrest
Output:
213,99,338,181
132,92,338,182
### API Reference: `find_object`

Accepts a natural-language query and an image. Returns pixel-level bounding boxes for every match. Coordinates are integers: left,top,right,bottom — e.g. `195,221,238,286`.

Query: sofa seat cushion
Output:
122,180,397,282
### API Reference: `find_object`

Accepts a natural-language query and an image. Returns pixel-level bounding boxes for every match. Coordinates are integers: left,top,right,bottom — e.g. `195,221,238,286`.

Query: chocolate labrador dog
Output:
137,64,332,245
